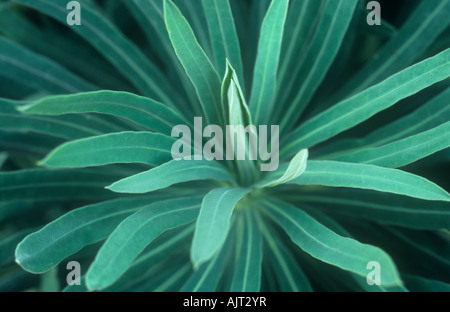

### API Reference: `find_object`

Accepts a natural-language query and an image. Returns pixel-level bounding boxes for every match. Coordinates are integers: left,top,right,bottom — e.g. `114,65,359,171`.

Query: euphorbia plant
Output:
0,0,449,292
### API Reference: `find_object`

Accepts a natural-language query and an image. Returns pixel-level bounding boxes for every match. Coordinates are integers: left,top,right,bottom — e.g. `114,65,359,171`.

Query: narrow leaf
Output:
283,49,450,157
333,122,450,168
260,149,308,188
287,188,450,230
86,196,202,290
279,0,358,133
20,91,186,135
15,196,169,273
13,0,179,105
230,209,262,292
0,112,100,141
337,0,450,98
0,168,119,202
40,132,176,168
181,227,234,292
191,187,250,267
403,274,450,292
102,223,194,292
263,199,403,287
0,228,36,267
202,0,244,86
107,160,234,194
288,161,450,202
122,0,202,117
314,87,450,160
0,37,95,94
164,0,222,125
258,215,313,291
249,0,289,125
0,152,7,168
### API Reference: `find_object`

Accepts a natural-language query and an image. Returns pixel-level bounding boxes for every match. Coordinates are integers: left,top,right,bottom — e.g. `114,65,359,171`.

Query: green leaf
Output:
174,0,213,58
0,37,95,94
40,132,176,168
285,189,450,230
249,0,289,125
191,187,250,268
278,0,324,94
0,168,119,202
20,91,186,135
0,228,36,267
223,61,257,184
39,266,60,292
226,62,252,127
278,0,358,133
258,214,313,292
336,0,450,98
86,196,203,290
0,111,100,141
13,0,179,105
403,274,450,292
314,87,450,160
181,225,234,292
302,208,408,292
122,0,202,117
230,209,262,292
164,0,222,125
103,223,195,292
201,0,244,86
15,196,169,273
131,258,192,292
260,149,308,188
0,129,60,158
385,226,450,269
333,121,450,168
0,3,132,91
107,160,234,194
286,160,450,202
0,152,7,168
282,48,450,157
262,199,403,287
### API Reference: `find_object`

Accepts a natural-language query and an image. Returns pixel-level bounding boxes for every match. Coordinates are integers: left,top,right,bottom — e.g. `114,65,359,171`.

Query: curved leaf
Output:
0,168,119,202
262,199,403,287
283,48,450,157
286,189,450,230
249,0,289,125
258,215,313,292
40,132,176,168
403,274,450,292
181,226,234,292
0,112,100,140
314,87,450,159
86,196,203,290
0,37,95,94
278,0,358,133
191,187,250,267
333,122,450,168
230,209,263,292
108,160,235,194
15,196,170,273
20,91,186,135
288,161,450,202
260,149,308,188
336,0,450,98
0,228,36,267
13,0,179,106
202,0,244,85
164,0,222,125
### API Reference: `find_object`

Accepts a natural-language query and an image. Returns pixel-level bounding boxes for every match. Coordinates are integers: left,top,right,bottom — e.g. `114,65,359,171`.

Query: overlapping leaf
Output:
86,196,203,290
